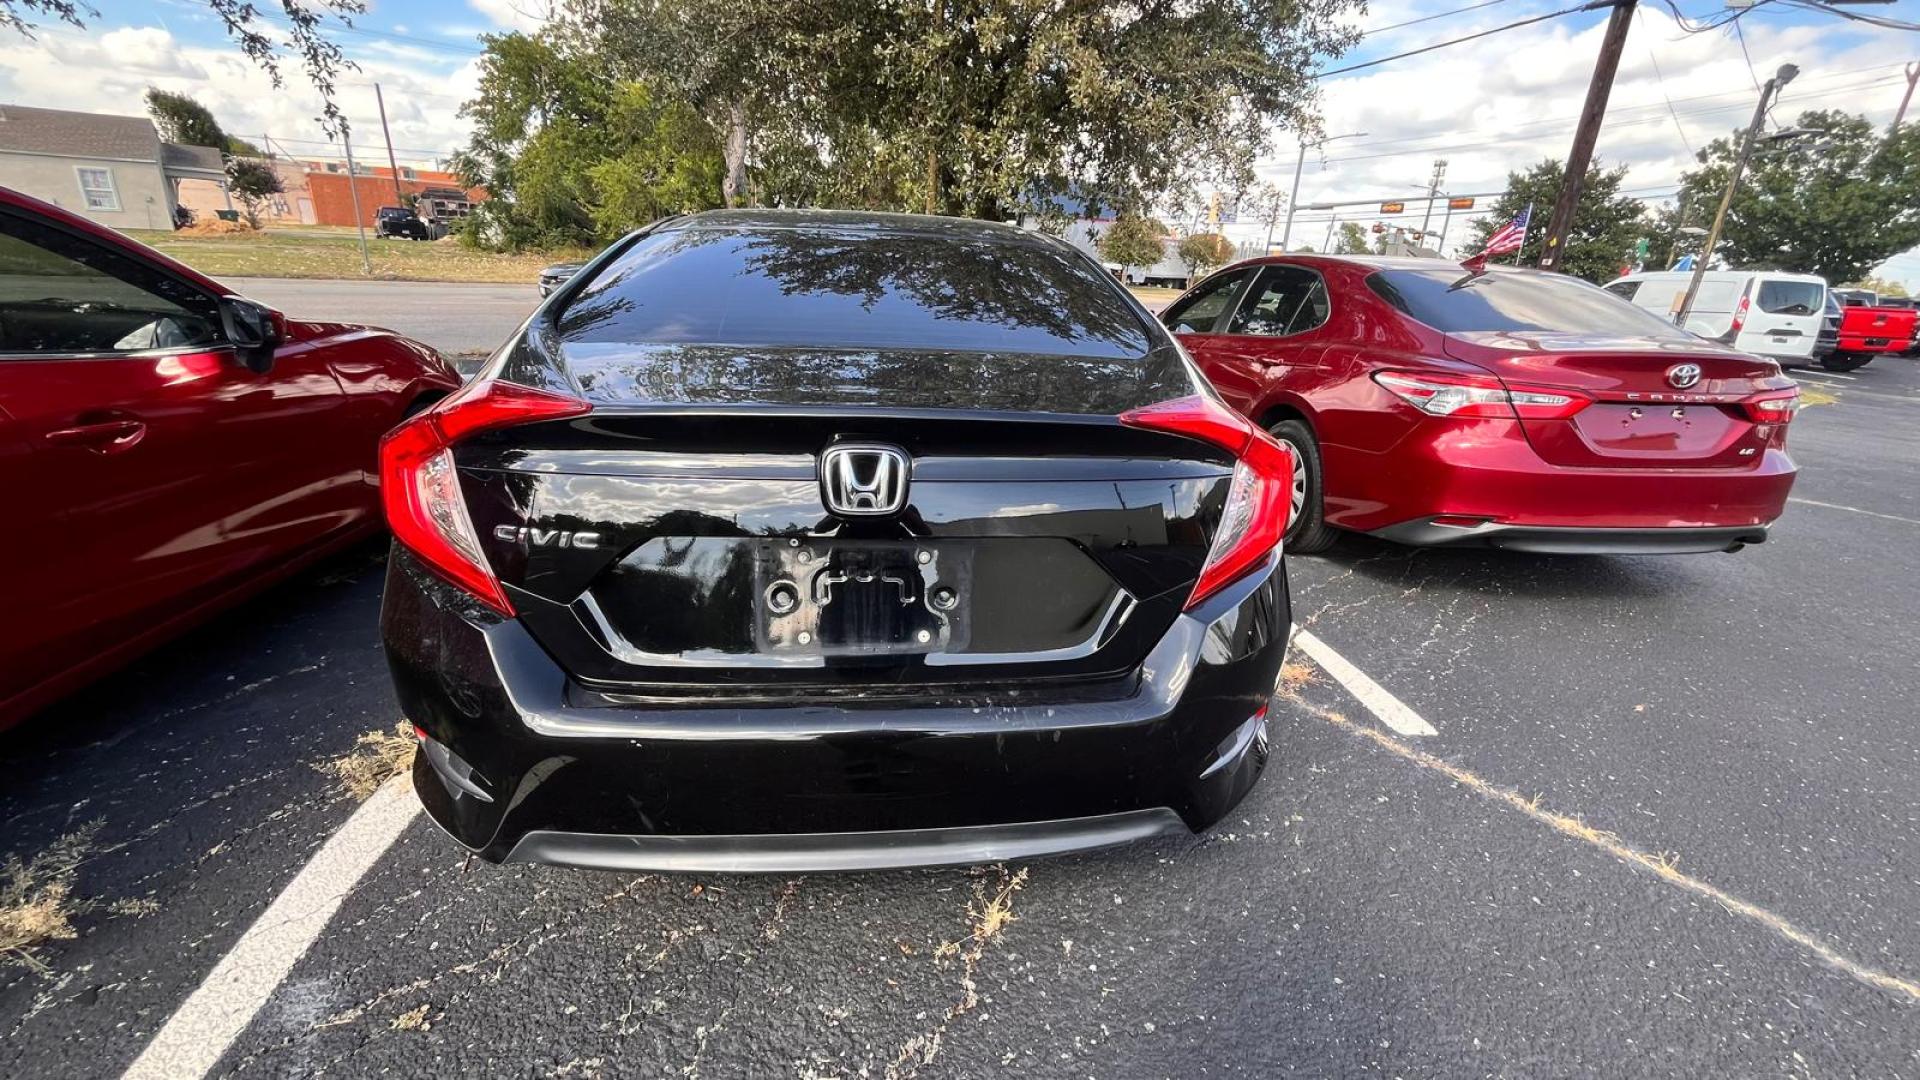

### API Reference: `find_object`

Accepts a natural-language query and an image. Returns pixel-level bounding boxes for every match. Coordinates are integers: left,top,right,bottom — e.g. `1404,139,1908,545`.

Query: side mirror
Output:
220,297,281,374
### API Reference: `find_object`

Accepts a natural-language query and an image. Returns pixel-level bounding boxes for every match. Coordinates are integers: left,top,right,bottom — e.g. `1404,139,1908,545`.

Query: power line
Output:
1358,0,1523,38
1636,5,1694,156
1316,0,1617,79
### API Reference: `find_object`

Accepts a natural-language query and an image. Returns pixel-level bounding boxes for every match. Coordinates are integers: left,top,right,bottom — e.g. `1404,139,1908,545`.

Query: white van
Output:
1605,270,1829,366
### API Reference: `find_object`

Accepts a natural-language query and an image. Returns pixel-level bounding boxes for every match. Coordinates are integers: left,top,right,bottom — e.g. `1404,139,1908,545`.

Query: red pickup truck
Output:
1829,289,1919,370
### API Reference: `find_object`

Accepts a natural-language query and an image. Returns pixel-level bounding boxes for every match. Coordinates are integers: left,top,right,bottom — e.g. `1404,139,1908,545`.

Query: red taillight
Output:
379,380,591,615
1119,394,1293,611
1372,370,1590,421
1729,291,1751,336
1739,388,1800,424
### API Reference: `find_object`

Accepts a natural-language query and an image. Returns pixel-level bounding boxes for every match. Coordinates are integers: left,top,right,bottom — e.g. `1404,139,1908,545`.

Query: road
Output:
226,277,542,357
2,356,1918,1078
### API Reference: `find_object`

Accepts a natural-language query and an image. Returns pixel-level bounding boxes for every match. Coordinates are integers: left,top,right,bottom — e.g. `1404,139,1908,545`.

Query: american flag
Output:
1483,204,1533,258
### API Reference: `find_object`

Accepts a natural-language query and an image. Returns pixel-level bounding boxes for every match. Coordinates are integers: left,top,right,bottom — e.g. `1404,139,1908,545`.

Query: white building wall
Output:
0,150,175,230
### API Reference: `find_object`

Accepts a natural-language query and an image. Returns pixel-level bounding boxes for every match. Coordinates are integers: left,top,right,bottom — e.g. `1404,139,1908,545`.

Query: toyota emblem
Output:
1666,363,1703,389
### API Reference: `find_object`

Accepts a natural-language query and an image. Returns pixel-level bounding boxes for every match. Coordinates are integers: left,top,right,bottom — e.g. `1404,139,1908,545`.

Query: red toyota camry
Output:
0,187,463,729
1163,255,1801,555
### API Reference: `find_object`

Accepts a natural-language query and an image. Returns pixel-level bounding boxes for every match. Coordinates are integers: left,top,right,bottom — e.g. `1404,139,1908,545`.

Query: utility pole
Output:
1417,159,1448,245
1536,0,1637,273
1674,64,1798,327
375,83,406,206
1893,62,1920,132
340,127,373,276
1436,199,1458,257
1323,215,1339,253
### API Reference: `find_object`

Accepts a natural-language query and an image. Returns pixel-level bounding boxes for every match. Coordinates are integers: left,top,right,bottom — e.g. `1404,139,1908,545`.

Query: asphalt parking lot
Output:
4,355,1918,1078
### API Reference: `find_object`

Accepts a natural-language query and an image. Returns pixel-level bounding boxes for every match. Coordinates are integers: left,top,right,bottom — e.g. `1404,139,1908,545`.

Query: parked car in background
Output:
375,206,431,241
537,262,585,296
1606,269,1829,369
0,186,463,730
1165,256,1800,555
383,210,1293,871
1829,291,1918,371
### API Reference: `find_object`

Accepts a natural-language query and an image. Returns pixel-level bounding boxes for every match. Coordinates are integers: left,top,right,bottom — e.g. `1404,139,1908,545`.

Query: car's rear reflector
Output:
1372,369,1590,421
1119,394,1292,611
380,380,591,615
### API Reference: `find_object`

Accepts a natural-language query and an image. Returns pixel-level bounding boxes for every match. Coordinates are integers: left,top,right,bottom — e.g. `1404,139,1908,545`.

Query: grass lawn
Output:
120,228,590,285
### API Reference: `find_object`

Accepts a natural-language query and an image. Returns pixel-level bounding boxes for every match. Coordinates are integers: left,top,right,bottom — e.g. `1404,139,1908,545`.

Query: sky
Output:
1,0,1916,284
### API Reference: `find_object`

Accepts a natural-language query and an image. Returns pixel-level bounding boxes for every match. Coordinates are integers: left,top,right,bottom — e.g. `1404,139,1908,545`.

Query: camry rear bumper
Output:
383,547,1291,871
1368,518,1767,554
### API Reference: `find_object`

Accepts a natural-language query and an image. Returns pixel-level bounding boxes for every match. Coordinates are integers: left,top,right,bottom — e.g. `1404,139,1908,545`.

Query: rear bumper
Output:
1325,427,1798,535
1368,518,1767,554
382,546,1292,870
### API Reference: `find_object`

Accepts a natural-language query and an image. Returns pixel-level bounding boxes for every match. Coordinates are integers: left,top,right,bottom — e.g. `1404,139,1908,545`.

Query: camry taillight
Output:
380,380,591,615
1372,370,1590,421
1119,395,1293,611
1739,388,1800,424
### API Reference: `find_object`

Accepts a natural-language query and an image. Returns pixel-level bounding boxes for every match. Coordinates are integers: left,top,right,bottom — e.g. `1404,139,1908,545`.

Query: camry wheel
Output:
1267,418,1338,554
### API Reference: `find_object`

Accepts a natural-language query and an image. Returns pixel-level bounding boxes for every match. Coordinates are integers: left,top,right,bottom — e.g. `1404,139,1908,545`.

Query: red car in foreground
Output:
0,187,462,729
1163,255,1801,555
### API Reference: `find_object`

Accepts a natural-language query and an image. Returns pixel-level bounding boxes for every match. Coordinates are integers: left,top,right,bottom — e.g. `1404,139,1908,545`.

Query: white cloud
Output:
1238,4,1920,282
0,25,477,167
467,0,551,33
96,26,210,79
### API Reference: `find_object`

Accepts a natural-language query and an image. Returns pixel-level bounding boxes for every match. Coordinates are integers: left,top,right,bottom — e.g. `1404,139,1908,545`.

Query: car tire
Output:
1266,418,1338,555
1822,353,1871,372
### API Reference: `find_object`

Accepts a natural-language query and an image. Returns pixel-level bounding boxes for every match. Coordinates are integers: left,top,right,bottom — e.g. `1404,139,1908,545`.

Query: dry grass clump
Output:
1,824,107,970
320,722,418,800
178,218,257,237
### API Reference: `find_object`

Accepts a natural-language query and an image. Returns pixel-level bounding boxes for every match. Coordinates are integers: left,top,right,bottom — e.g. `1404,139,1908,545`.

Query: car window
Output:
1603,280,1639,301
1161,268,1250,334
1366,268,1697,338
1228,265,1328,336
561,226,1154,358
1756,280,1823,317
0,215,221,356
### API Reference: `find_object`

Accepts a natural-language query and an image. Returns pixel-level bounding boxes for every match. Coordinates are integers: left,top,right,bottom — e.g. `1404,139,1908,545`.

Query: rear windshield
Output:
1756,280,1823,316
557,226,1153,357
1367,268,1694,338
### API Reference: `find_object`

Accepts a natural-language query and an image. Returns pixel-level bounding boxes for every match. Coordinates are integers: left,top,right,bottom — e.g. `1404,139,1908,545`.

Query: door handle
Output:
46,418,147,451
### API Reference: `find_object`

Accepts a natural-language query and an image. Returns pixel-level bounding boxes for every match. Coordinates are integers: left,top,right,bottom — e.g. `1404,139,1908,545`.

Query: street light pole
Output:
1674,64,1798,327
1279,142,1307,253
1278,132,1368,252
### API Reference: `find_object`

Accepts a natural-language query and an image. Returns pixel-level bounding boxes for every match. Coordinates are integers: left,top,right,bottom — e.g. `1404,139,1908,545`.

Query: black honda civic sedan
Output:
380,209,1294,872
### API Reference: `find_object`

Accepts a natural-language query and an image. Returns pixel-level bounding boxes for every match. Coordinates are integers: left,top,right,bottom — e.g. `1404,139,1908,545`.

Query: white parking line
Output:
1291,628,1438,737
1797,370,1856,382
121,777,422,1080
1788,496,1920,527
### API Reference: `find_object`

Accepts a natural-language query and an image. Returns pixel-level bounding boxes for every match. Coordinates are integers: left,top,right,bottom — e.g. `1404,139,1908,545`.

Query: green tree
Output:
452,29,725,249
558,0,1361,219
1097,215,1167,274
225,158,283,227
146,88,230,150
1671,110,1920,283
10,1,363,136
1468,159,1643,282
1841,275,1912,296
1177,232,1235,277
1334,221,1370,254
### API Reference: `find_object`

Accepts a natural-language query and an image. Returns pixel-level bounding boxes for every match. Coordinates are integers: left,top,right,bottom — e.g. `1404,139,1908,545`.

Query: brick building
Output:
305,166,486,229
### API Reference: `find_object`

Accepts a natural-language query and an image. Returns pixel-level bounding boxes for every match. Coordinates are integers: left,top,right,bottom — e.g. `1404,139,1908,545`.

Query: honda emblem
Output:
820,443,910,516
